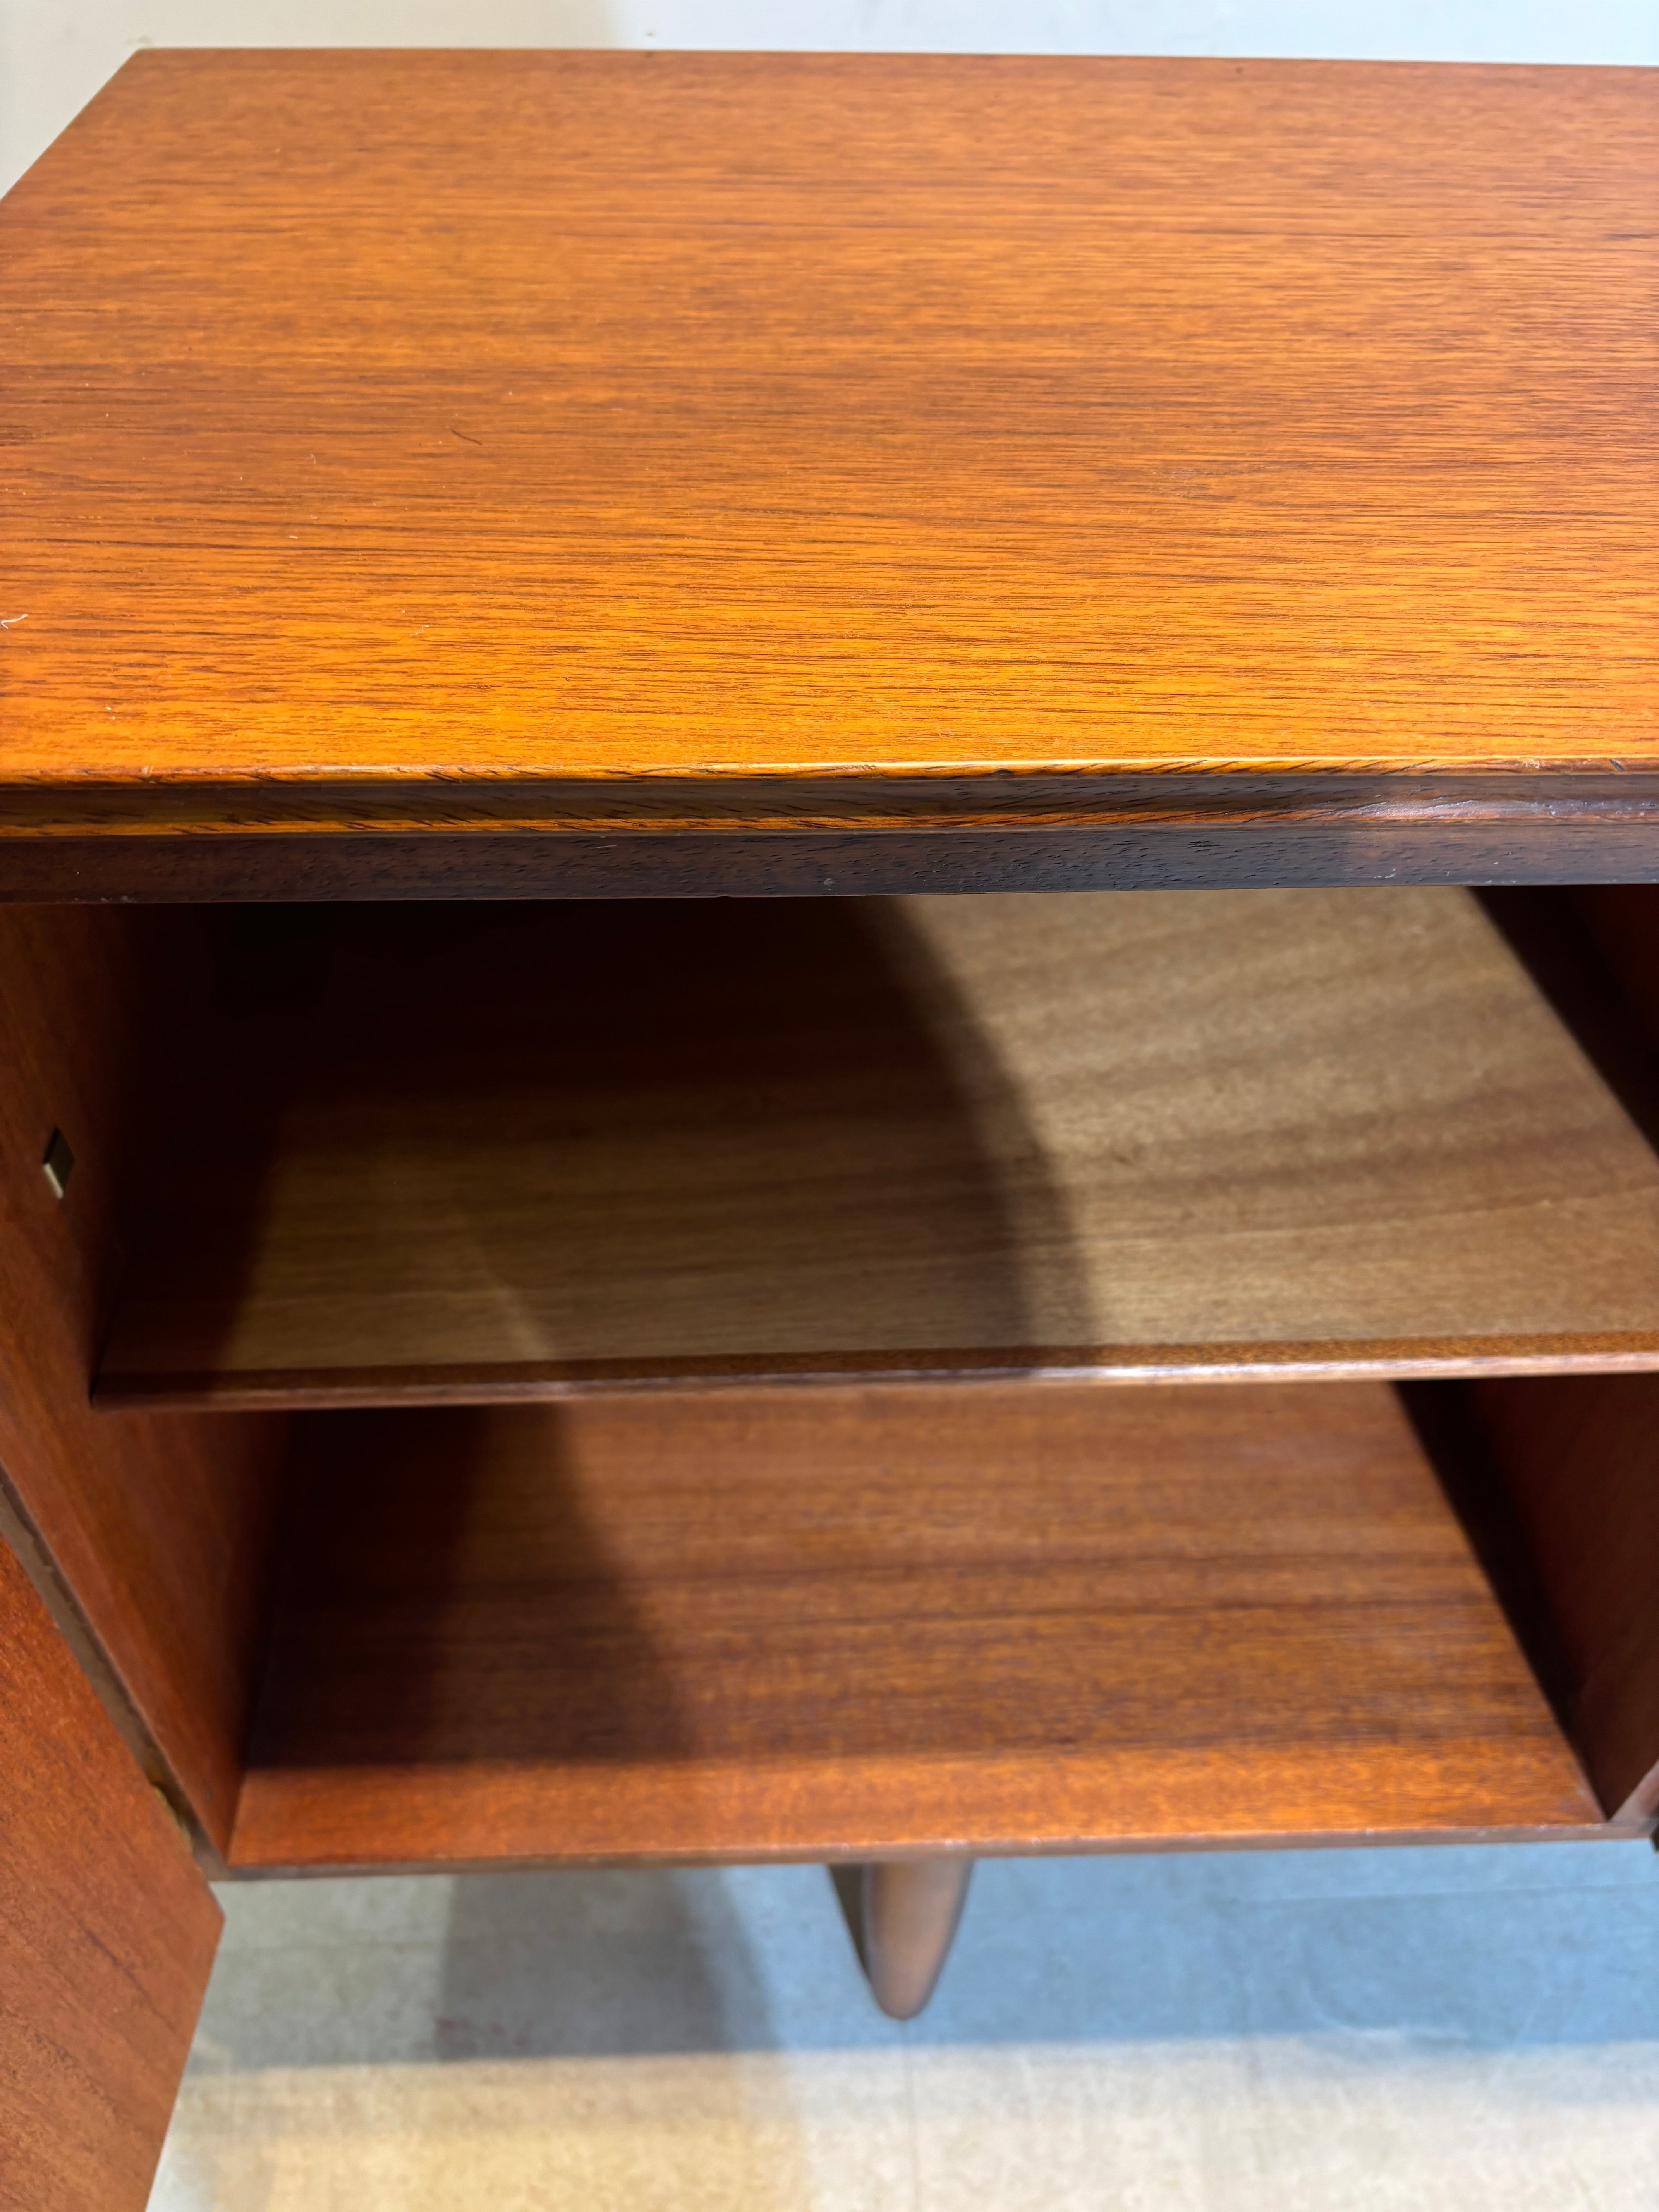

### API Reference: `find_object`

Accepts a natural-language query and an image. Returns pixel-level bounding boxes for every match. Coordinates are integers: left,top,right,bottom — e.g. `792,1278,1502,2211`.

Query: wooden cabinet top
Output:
0,52,1654,874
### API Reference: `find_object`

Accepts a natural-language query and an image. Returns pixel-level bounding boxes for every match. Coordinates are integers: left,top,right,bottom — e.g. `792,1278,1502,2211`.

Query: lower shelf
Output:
228,1379,1609,1870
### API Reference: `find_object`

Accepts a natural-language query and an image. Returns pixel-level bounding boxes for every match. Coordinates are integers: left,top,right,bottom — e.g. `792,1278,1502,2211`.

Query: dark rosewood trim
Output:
11,821,1659,904
3,771,1659,839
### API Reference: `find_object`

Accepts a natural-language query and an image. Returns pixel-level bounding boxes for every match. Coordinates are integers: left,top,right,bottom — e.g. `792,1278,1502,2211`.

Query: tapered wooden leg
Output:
830,1858,974,2019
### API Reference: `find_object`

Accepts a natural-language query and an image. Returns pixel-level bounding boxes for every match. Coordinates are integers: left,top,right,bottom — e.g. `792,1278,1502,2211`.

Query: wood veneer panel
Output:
1467,1375,1659,1823
1448,891,1659,1819
1,53,1654,897
99,889,1659,1407
0,906,291,1850
1571,888,1659,1059
0,1533,220,2211
229,1381,1602,1870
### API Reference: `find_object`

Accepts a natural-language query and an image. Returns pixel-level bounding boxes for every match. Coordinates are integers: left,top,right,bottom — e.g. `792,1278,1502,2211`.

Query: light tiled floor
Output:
152,1841,1659,2210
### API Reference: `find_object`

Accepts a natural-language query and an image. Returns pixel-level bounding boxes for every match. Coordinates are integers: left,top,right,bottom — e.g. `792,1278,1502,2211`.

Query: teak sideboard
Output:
2,48,1657,2205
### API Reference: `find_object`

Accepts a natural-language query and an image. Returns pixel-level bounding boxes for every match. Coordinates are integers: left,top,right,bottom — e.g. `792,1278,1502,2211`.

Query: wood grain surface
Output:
0,905,291,1850
229,1380,1604,1870
96,888,1659,1407
0,1531,220,2211
1450,890,1659,1822
1,53,1654,891
1463,1376,1659,1822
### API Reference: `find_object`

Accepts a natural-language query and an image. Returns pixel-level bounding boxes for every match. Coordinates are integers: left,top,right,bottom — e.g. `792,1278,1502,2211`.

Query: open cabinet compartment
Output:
3,887,1659,1878
92,886,1659,1405
231,1376,1611,1871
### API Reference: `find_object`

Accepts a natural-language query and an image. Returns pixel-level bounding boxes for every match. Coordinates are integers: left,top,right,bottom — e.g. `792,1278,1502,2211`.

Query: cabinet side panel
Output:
1457,889,1659,1819
1468,1374,1659,1820
1571,888,1659,1066
0,906,290,1852
0,1532,221,2212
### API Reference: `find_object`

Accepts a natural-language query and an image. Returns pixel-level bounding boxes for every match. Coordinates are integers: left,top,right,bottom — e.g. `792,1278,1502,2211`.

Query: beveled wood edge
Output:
3,770,1658,838
220,1821,1649,1881
91,1338,1659,1412
9,824,1659,903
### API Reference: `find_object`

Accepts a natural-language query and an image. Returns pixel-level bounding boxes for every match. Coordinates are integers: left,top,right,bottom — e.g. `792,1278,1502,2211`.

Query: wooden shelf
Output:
228,1379,1604,1870
98,888,1659,1408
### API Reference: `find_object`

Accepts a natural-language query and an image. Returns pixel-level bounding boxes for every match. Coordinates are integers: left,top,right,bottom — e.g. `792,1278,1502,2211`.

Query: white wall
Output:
3,0,1656,194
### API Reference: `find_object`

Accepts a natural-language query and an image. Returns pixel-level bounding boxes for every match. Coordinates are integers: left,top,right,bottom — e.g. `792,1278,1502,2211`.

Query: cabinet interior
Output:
3,885,1657,1872
95,886,1659,1406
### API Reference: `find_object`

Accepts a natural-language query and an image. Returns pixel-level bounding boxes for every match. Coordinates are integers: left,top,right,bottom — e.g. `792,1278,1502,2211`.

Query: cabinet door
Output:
0,1531,220,2212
